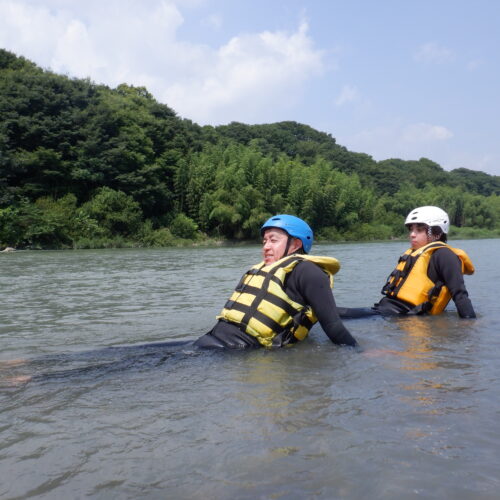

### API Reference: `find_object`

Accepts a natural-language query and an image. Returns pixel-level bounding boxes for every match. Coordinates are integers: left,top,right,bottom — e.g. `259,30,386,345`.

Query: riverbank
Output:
2,225,500,252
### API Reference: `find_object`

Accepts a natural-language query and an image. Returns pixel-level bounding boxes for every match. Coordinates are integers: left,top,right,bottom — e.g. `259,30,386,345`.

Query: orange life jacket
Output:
381,242,474,314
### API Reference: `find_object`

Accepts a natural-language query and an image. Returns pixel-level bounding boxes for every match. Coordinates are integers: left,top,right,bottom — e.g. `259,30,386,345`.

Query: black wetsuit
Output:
194,260,358,349
339,246,476,319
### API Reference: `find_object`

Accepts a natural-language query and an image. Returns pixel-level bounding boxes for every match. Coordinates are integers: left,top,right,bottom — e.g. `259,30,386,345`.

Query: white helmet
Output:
404,206,449,234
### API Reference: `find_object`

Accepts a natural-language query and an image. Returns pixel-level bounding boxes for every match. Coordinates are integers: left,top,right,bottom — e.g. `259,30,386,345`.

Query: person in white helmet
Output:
339,206,476,318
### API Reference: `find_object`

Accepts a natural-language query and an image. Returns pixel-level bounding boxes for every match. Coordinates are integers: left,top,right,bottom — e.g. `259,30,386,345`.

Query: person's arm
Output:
291,262,359,347
430,249,476,318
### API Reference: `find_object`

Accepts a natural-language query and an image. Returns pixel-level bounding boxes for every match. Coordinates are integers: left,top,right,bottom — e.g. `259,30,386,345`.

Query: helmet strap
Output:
282,236,293,259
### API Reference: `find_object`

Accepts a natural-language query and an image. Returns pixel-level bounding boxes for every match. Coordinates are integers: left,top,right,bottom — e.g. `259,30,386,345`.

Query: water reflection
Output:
396,316,448,371
383,315,478,419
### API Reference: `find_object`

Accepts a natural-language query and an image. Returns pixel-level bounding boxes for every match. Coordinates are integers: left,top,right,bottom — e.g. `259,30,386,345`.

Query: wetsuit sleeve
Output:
429,249,476,318
290,262,359,347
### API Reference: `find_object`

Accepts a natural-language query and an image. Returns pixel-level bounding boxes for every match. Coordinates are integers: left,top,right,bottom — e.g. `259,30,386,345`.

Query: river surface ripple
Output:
1,240,499,499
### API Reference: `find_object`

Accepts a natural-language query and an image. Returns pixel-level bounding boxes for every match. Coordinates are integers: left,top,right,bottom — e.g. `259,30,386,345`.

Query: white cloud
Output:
466,59,484,71
414,42,454,64
52,19,107,77
0,1,67,64
337,123,500,175
338,121,454,163
0,0,186,78
335,85,359,107
163,21,324,123
201,13,222,30
443,151,500,175
402,123,453,143
0,0,324,124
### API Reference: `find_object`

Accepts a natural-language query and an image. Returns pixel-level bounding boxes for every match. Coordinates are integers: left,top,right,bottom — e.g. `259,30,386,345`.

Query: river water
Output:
1,240,499,499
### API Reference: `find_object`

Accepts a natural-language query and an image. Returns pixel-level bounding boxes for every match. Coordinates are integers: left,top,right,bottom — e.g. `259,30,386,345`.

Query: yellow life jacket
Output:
381,241,474,314
217,254,340,347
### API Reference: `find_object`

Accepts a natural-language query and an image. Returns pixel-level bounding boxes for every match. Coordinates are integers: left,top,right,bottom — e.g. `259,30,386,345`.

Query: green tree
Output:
81,187,142,236
170,213,199,239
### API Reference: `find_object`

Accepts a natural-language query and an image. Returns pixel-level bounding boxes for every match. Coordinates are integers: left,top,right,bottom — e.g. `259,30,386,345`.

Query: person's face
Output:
407,224,429,250
262,228,302,265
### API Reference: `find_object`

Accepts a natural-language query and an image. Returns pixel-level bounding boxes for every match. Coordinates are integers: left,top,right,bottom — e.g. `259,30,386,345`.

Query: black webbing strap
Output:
240,256,302,329
235,267,289,293
234,267,261,292
400,242,446,295
390,255,416,295
294,310,313,331
410,279,444,314
382,242,446,296
426,280,444,304
224,287,298,318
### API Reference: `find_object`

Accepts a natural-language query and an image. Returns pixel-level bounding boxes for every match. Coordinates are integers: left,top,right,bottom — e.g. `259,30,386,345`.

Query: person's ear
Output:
291,237,303,253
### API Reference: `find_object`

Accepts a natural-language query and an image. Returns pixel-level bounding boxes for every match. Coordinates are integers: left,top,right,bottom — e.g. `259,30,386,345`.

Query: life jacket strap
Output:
427,280,444,302
410,302,432,315
239,256,303,331
235,266,282,292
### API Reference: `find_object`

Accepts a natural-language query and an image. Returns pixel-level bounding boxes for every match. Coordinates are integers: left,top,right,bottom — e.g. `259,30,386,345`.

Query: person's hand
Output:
3,375,32,386
0,358,26,368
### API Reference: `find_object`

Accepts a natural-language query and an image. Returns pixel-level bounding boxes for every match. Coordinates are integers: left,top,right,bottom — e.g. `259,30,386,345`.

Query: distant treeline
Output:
1,48,499,249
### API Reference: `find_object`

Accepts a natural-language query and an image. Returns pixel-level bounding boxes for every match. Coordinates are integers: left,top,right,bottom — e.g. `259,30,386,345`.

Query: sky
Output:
1,0,499,177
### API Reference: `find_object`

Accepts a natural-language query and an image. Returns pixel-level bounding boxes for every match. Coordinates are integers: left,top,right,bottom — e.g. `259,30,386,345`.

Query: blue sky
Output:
1,0,499,176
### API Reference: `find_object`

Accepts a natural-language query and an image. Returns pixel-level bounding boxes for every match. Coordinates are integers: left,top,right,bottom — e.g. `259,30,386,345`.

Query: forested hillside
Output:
1,49,499,249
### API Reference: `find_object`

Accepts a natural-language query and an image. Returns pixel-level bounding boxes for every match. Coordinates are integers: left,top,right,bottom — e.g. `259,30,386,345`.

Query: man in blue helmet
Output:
3,214,358,385
194,214,359,349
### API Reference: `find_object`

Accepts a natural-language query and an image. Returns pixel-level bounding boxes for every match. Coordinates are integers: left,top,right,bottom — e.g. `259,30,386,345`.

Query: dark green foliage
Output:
448,167,500,196
0,49,38,71
0,194,100,248
1,48,499,249
216,121,343,166
170,213,198,239
80,187,142,237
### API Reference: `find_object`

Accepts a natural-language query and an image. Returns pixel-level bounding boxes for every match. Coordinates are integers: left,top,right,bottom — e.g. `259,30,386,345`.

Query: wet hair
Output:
406,223,447,243
431,226,447,243
284,235,305,256
405,223,427,232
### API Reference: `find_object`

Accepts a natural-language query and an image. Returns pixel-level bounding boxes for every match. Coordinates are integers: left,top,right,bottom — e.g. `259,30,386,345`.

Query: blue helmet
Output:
261,214,313,253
